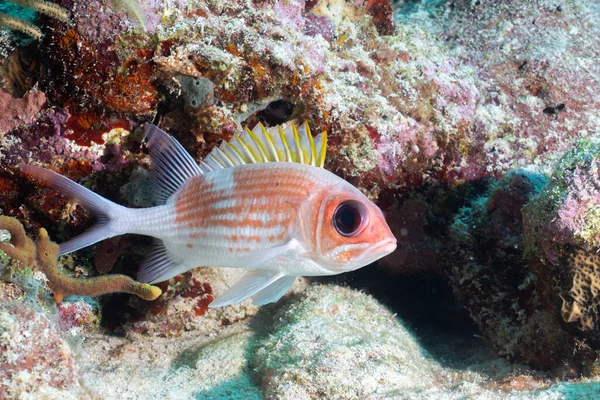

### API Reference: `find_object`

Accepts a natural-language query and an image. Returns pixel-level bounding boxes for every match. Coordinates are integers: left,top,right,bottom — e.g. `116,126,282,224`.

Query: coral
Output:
44,27,158,116
447,171,578,369
10,0,68,22
0,11,42,39
557,250,600,332
0,88,46,133
57,297,101,334
0,301,89,399
0,44,41,98
125,267,256,337
94,236,134,274
429,0,600,179
523,142,600,341
250,284,441,398
0,0,69,39
0,216,162,303
108,0,147,31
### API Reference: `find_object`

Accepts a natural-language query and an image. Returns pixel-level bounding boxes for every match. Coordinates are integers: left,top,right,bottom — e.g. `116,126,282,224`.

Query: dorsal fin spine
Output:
291,124,303,164
200,160,214,172
259,123,280,162
243,127,265,162
226,142,246,164
318,131,327,168
214,147,235,167
305,122,317,166
246,127,270,162
277,126,293,162
236,134,258,163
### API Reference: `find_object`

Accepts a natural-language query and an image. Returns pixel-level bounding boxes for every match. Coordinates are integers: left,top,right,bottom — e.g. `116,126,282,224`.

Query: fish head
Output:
306,181,397,274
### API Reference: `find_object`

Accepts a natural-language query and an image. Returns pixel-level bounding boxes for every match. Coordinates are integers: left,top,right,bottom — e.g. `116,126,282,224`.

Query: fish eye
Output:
333,200,366,237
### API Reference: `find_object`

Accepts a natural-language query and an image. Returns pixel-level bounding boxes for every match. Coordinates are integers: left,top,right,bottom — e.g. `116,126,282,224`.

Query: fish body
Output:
21,123,396,307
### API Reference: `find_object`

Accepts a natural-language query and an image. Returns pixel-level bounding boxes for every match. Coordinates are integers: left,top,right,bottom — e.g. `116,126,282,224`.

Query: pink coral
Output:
0,301,86,398
0,89,46,133
57,299,101,334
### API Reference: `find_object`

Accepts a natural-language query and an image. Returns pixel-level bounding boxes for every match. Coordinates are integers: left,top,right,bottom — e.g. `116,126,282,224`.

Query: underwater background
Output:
1,0,600,398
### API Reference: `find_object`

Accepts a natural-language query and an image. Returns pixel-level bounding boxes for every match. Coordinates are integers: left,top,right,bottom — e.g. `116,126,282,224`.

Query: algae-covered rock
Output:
0,301,90,399
447,170,570,369
524,141,600,342
251,284,441,399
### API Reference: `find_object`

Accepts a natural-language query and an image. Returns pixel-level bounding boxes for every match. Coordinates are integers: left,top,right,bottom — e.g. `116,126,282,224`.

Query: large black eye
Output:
333,200,365,237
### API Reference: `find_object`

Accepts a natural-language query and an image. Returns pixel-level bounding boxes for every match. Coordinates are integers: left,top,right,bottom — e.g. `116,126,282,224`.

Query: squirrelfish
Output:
21,122,396,307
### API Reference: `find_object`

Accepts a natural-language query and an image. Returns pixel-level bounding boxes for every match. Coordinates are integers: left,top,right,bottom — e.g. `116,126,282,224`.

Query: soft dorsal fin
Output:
144,123,204,205
203,121,327,170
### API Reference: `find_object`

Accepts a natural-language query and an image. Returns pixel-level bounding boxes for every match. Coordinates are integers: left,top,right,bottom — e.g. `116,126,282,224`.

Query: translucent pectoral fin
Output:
252,276,296,306
210,270,285,308
243,239,299,270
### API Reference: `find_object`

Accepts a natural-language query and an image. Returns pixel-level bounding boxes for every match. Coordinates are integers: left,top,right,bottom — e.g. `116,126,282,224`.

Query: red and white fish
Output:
21,122,396,307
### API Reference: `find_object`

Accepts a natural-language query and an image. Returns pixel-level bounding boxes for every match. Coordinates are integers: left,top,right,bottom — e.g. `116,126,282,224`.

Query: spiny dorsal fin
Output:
203,121,327,170
144,122,327,203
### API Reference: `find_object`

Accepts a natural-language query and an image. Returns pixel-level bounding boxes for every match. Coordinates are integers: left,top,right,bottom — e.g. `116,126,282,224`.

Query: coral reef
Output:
57,297,101,335
523,142,600,342
1,0,600,395
119,166,153,207
447,171,575,370
0,216,161,302
0,301,90,399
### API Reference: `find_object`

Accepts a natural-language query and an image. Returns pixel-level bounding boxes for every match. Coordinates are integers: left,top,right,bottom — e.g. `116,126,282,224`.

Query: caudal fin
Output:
20,164,127,255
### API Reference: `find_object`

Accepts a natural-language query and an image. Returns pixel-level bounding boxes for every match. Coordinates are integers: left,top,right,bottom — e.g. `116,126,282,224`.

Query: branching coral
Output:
0,11,42,39
0,216,161,303
0,0,69,39
9,0,69,23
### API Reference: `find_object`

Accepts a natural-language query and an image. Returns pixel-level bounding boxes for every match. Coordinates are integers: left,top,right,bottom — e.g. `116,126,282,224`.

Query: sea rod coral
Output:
0,0,68,39
0,215,161,303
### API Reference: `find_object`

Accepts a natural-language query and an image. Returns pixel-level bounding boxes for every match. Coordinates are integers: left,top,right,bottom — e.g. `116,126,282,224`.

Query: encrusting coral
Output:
0,216,161,303
558,249,600,332
108,0,147,31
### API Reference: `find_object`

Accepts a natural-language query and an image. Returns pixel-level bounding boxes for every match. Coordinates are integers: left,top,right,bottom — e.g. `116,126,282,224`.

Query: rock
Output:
447,171,575,370
0,301,89,399
524,142,600,343
250,284,442,398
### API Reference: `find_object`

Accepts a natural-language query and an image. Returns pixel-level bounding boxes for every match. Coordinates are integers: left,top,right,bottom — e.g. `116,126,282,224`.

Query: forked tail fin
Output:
20,164,128,255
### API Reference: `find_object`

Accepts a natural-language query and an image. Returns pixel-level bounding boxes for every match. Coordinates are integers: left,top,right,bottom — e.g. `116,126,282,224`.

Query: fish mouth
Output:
371,238,397,255
355,238,397,267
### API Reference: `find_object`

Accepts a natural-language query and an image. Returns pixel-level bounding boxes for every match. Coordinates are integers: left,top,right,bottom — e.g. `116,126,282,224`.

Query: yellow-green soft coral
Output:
1,0,68,39
0,216,161,303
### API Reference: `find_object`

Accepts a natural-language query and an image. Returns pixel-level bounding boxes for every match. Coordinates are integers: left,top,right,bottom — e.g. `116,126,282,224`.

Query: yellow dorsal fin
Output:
200,121,327,172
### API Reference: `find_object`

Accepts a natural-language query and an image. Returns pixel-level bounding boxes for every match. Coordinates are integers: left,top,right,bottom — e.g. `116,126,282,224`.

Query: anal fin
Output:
137,240,186,284
209,270,284,308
